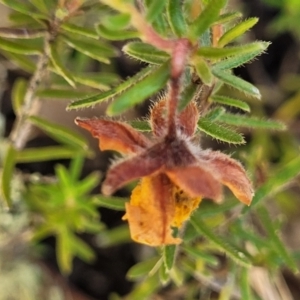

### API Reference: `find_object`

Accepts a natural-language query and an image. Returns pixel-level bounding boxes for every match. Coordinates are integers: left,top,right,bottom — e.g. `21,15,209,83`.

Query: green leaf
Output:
182,245,219,266
102,13,131,30
0,37,41,55
178,82,198,111
188,0,227,41
197,42,269,60
126,273,161,300
96,225,131,247
72,73,117,90
61,23,98,39
166,0,187,37
190,215,252,267
71,235,95,262
205,106,226,121
0,0,46,19
218,18,259,47
0,28,45,39
212,46,268,70
61,35,117,64
130,120,151,131
212,69,261,98
146,0,166,23
11,78,27,115
193,57,213,85
67,65,153,110
107,61,170,115
36,88,91,99
240,268,252,300
28,0,49,14
16,146,88,163
29,116,88,150
56,230,72,274
1,52,36,73
163,244,176,271
257,206,298,273
93,195,126,211
48,43,75,87
211,95,250,112
127,257,161,280
198,117,245,144
96,24,139,41
214,12,243,25
1,144,16,207
243,156,300,212
123,42,170,64
218,113,286,130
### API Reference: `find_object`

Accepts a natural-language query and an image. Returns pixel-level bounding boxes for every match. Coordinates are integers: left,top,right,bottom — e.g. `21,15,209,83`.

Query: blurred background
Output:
0,0,300,299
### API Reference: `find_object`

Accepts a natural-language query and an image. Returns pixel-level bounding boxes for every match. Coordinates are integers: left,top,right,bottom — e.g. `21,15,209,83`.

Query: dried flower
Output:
75,95,254,246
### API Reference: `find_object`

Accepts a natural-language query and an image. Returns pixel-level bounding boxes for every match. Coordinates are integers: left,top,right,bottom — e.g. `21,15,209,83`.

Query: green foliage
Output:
0,0,299,299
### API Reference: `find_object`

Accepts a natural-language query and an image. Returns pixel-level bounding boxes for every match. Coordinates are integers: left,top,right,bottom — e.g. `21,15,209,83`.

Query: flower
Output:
75,97,254,246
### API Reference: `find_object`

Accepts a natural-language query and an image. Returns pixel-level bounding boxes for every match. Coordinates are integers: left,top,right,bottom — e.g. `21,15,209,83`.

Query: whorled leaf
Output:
61,23,98,39
0,37,42,55
93,195,126,211
102,13,131,30
96,24,139,41
146,0,166,23
11,78,27,115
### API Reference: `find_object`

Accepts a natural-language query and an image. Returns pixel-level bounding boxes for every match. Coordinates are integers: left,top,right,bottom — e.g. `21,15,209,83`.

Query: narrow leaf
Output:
198,117,245,144
29,116,88,150
1,52,36,73
123,42,169,64
193,57,213,85
146,0,166,23
36,88,91,99
16,146,89,163
188,0,227,40
182,245,219,266
61,35,117,64
166,0,187,37
93,195,126,211
243,156,300,212
0,37,41,55
71,235,95,262
213,43,269,70
61,23,98,39
218,113,286,130
240,268,253,300
0,28,45,39
57,230,72,274
163,244,176,271
211,95,250,112
212,69,261,98
205,107,226,121
102,13,131,30
178,81,198,111
197,42,269,60
127,257,160,280
107,61,170,115
257,206,298,273
190,215,251,267
1,144,16,207
67,65,153,110
11,78,27,115
96,24,139,41
72,73,117,90
214,12,242,25
218,18,259,47
48,43,75,87
130,120,151,131
0,0,45,19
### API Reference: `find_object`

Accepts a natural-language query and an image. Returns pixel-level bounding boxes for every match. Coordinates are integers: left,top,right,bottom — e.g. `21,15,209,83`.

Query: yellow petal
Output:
171,185,202,228
123,175,181,246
